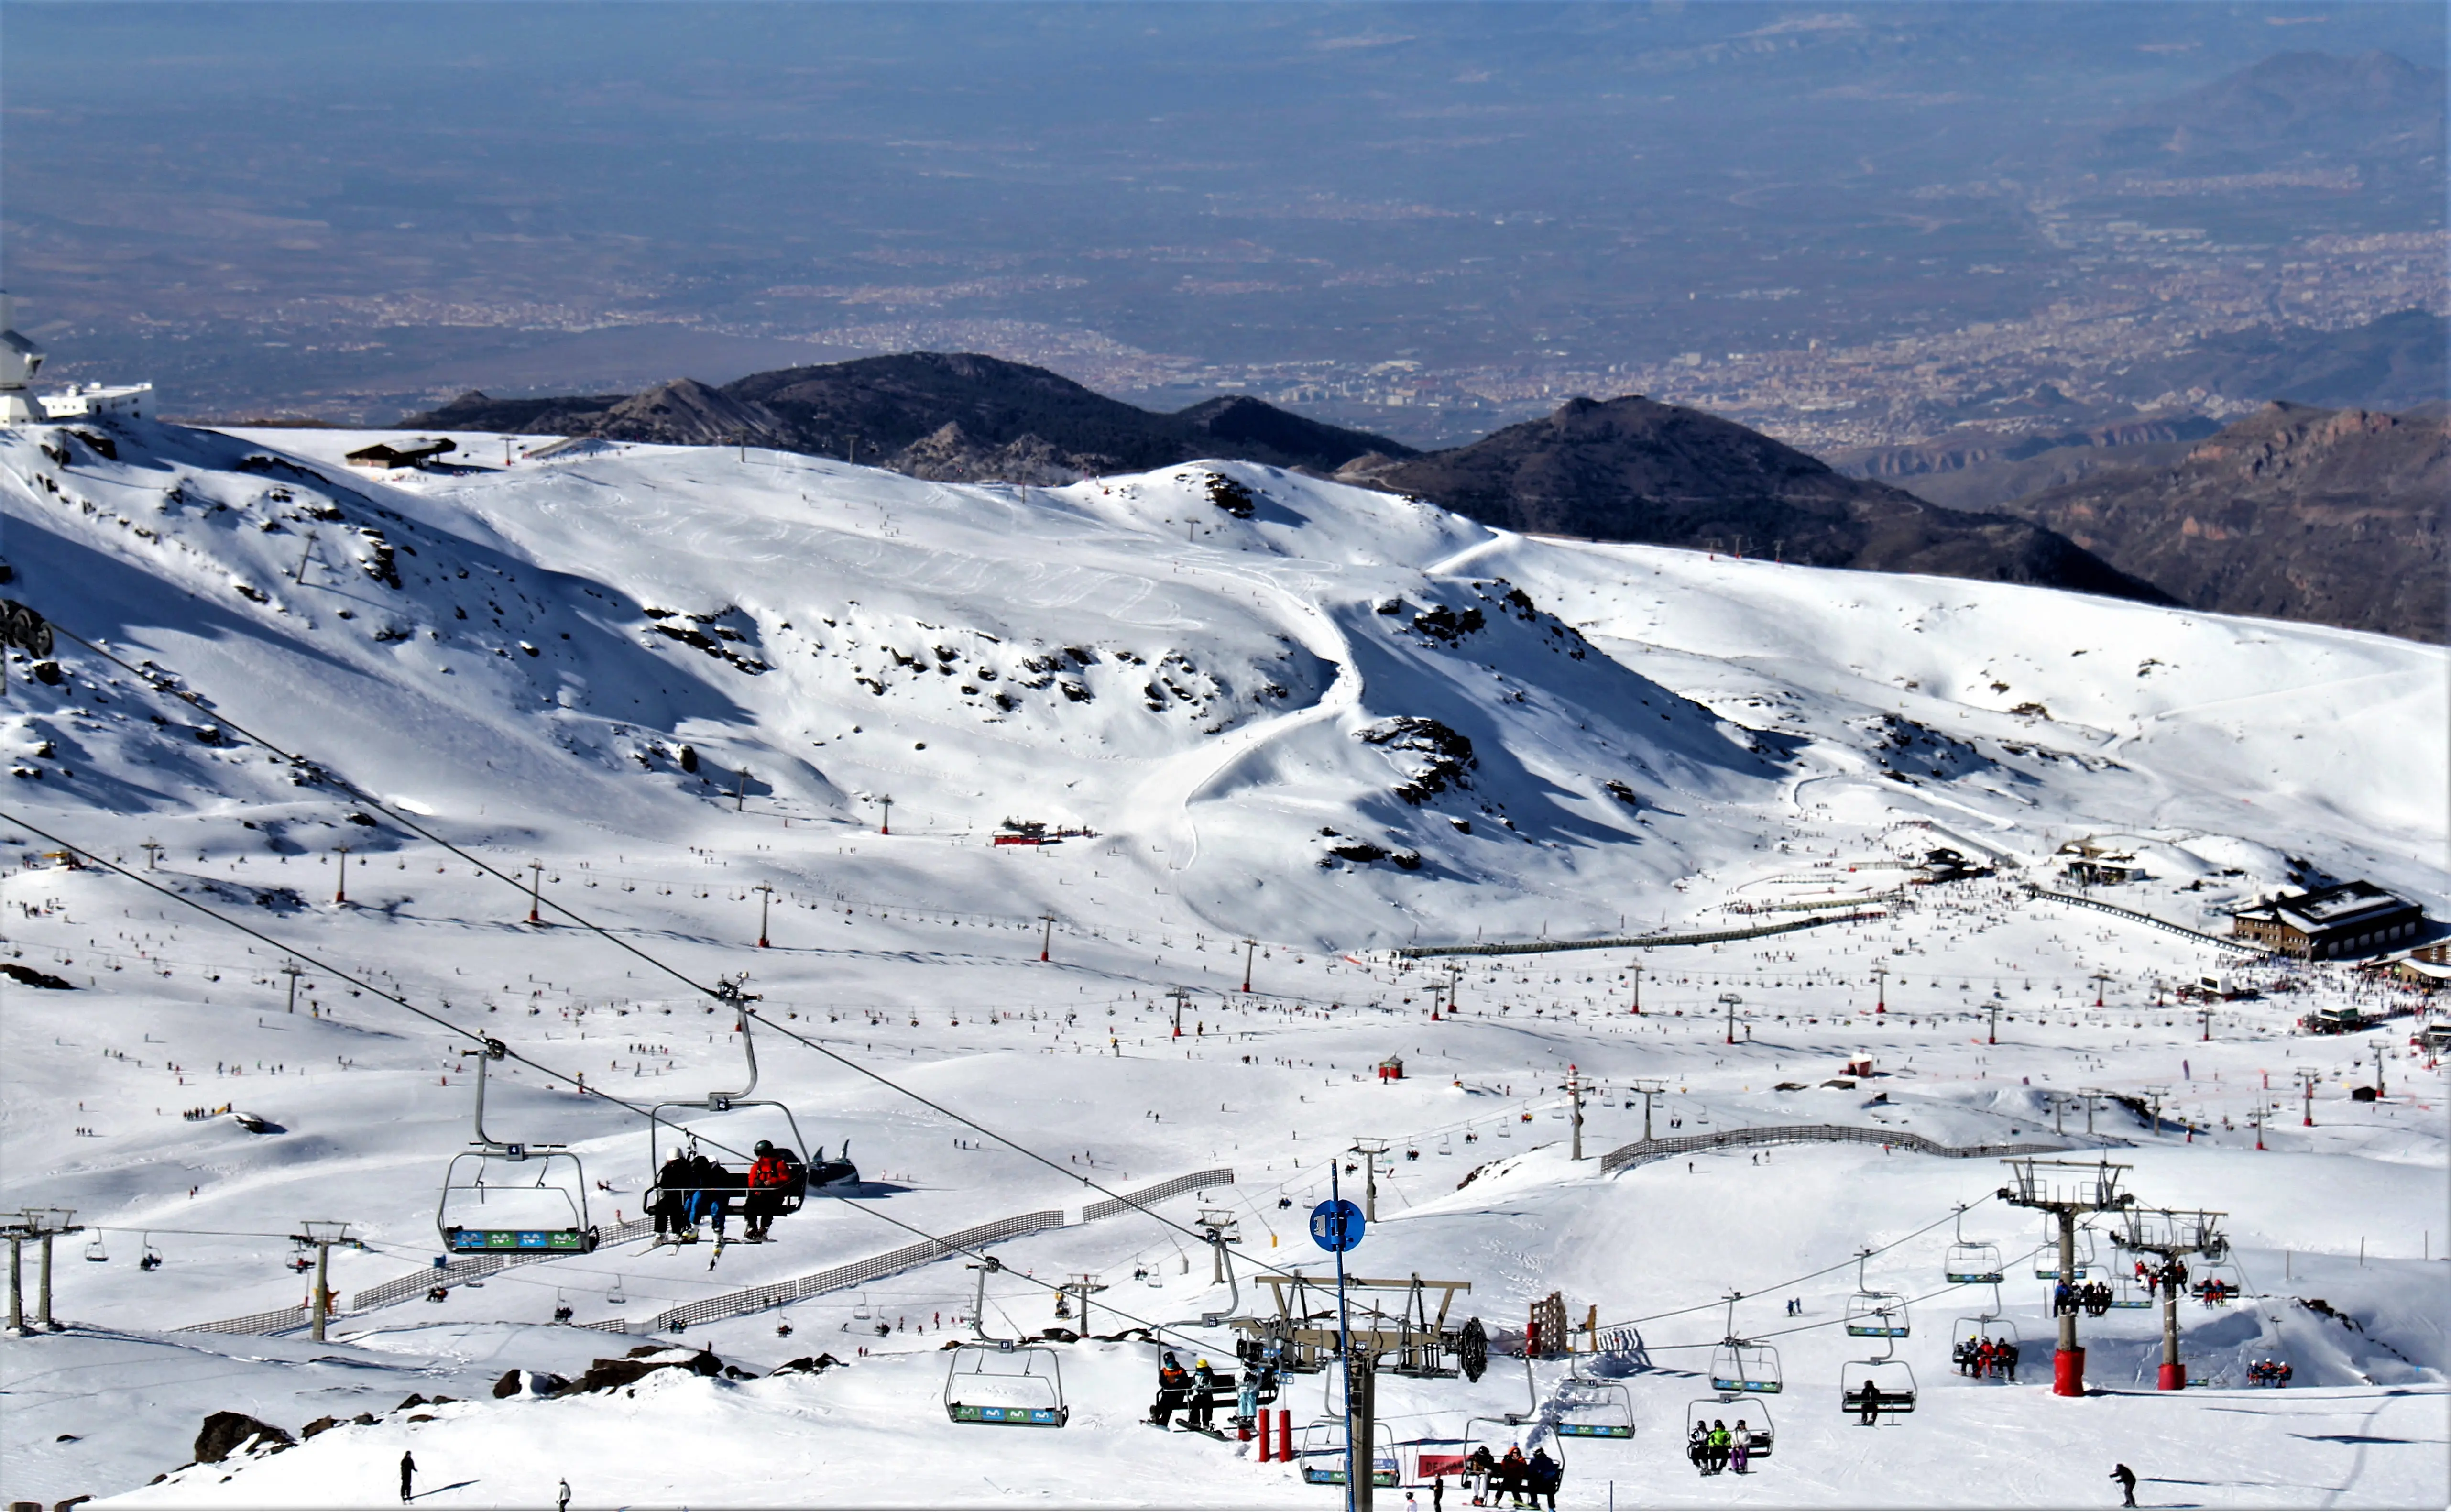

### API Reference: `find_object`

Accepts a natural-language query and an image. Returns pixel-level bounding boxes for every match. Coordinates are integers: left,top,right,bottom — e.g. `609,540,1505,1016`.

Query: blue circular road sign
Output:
1309,1199,1365,1253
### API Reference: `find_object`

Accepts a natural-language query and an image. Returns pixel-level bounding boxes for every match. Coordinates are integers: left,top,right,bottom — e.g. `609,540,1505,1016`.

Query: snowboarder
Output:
1150,1351,1191,1427
1189,1359,1220,1430
2111,1463,2138,1507
399,1450,416,1503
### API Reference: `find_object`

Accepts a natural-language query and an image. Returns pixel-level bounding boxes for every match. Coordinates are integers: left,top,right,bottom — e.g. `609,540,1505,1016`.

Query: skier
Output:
399,1450,416,1503
1730,1419,1752,1473
1685,1419,1709,1473
744,1140,796,1241
1527,1445,1561,1508
2111,1463,2138,1507
653,1150,694,1241
1497,1445,1531,1505
1236,1363,1259,1435
2002,1338,2021,1383
557,1479,571,1512
1856,1374,1882,1425
1708,1419,1732,1475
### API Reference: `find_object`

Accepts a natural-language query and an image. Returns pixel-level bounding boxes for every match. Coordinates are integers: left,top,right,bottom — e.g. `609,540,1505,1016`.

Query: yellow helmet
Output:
1196,1358,1210,1369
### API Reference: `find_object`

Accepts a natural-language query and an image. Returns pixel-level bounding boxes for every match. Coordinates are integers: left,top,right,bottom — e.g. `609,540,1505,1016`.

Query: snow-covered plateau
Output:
0,420,2443,1510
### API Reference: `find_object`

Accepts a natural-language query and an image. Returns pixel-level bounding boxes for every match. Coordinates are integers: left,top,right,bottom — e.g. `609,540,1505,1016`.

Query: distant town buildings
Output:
2231,881,2427,960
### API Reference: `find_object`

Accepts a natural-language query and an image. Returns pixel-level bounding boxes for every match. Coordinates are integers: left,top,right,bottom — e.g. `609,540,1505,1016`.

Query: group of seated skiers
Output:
2190,1276,2236,1306
651,1139,807,1243
1463,1444,1562,1506
1148,1349,1280,1432
1684,1418,1760,1475
1952,1334,2020,1381
2052,1280,2120,1317
2245,1358,2293,1386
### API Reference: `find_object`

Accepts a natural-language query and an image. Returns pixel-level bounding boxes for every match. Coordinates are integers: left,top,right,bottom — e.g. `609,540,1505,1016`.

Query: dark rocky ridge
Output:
405,353,1414,482
1363,395,2170,603
1989,401,2448,643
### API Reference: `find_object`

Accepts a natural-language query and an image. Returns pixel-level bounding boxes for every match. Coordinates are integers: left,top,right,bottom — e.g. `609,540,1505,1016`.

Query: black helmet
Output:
755,1140,775,1156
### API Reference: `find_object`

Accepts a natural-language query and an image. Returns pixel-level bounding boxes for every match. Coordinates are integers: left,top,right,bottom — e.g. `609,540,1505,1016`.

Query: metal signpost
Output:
1313,1180,1367,1512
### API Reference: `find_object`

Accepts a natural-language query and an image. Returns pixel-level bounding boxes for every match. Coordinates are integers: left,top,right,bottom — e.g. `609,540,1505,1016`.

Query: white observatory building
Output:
0,291,154,424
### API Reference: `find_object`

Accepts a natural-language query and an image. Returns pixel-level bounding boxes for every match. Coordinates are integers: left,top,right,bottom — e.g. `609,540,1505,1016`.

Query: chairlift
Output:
647,999,843,1239
83,1234,109,1263
1681,1395,1775,1472
1949,1314,2019,1350
605,1275,626,1307
139,1235,163,1271
1550,1370,1636,1439
1296,1415,1399,1483
1944,1205,2003,1284
943,1341,1068,1426
1839,1357,1917,1421
1708,1293,1782,1394
853,1292,873,1320
1438,1135,1454,1156
2190,1259,2246,1306
1844,1249,1909,1338
438,1040,600,1254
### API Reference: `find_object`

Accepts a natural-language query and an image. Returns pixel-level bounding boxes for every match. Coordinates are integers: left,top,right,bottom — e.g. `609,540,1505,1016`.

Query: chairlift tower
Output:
7,1208,79,1333
1347,1139,1388,1223
1997,1158,2135,1396
1197,1207,1242,1288
754,881,775,948
1719,991,1743,1045
2297,1068,2320,1127
1168,987,1193,1040
2116,1208,2228,1391
1241,938,1258,994
292,1220,363,1343
1567,1065,1585,1161
1630,1079,1666,1142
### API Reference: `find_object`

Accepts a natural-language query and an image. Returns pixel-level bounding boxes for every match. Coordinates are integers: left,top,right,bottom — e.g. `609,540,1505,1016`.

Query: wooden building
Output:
2230,881,2427,960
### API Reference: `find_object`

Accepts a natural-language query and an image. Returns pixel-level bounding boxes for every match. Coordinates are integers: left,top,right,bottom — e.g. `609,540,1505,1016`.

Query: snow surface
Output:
0,421,2444,1508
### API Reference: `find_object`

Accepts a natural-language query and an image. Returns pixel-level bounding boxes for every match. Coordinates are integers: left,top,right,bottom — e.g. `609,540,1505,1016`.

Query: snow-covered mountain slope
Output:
1,420,2439,943
0,420,2444,1511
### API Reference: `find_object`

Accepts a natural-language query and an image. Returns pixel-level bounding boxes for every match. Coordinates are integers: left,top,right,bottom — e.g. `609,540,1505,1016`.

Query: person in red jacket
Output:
744,1140,797,1240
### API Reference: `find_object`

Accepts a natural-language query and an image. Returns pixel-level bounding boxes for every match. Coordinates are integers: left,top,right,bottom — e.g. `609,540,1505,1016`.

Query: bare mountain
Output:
404,353,1413,481
1990,402,2448,643
1362,395,2169,602
2084,50,2446,176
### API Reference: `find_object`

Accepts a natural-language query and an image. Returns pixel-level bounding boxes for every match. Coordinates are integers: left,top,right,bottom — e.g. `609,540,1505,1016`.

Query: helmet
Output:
1196,1359,1210,1369
755,1140,775,1156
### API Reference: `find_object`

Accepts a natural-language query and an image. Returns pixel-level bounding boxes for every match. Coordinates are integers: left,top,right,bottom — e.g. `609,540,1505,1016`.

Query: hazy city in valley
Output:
0,5,2443,1510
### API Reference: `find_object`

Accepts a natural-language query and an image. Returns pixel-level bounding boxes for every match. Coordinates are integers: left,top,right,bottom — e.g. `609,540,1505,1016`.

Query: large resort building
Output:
2230,881,2427,960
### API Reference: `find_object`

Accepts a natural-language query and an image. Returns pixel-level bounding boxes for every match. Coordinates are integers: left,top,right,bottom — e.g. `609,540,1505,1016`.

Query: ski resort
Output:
0,396,2440,1508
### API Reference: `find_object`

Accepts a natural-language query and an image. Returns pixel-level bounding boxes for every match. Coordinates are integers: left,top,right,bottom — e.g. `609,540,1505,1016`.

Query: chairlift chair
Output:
646,1004,828,1236
943,1341,1069,1426
1708,1339,1783,1394
1297,1415,1399,1484
1550,1370,1636,1439
1681,1395,1775,1471
139,1235,163,1271
1944,1242,2003,1285
1838,1358,1917,1421
83,1234,108,1263
2035,1221,2098,1278
1949,1315,2019,1350
437,1040,601,1254
1845,1249,1909,1337
2190,1260,2246,1306
605,1275,626,1306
